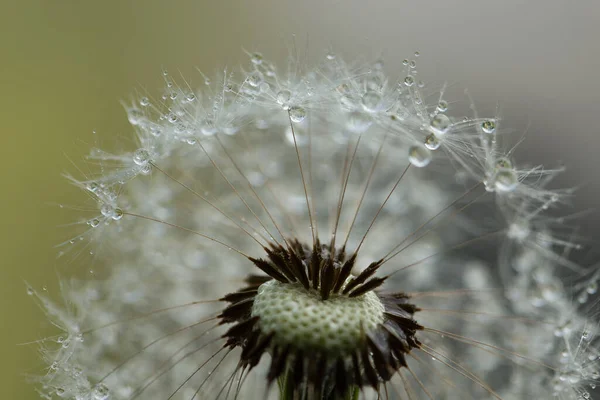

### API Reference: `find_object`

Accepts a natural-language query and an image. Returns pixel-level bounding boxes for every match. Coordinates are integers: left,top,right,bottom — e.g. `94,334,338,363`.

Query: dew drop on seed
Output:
430,113,451,136
250,52,263,65
404,76,415,87
140,164,152,175
361,90,382,112
26,287,34,295
247,71,263,87
424,134,440,150
289,106,306,123
139,97,150,107
276,90,291,109
127,108,145,125
89,218,100,228
586,281,598,294
112,208,123,220
86,182,99,193
408,145,432,167
133,149,150,166
92,383,110,400
495,157,513,169
326,52,336,60
100,204,114,218
494,169,518,192
437,100,448,112
402,59,409,66
481,119,496,134
347,111,372,133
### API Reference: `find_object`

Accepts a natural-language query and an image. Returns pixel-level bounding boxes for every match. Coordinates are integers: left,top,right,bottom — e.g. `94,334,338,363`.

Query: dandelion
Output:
30,50,600,400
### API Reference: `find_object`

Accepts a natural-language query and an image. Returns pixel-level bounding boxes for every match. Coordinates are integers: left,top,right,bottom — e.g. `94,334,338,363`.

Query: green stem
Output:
277,373,359,400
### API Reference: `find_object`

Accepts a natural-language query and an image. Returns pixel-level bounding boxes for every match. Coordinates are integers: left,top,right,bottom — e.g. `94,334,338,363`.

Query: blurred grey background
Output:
1,0,599,398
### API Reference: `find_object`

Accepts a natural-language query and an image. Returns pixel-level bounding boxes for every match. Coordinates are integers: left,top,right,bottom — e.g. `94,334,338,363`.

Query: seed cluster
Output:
219,239,423,399
251,280,385,352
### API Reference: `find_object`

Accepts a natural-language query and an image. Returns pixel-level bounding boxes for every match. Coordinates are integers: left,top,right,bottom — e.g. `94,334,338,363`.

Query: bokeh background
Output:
2,1,599,398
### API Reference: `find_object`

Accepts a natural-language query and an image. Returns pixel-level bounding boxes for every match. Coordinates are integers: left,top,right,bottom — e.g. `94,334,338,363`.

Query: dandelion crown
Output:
31,50,600,400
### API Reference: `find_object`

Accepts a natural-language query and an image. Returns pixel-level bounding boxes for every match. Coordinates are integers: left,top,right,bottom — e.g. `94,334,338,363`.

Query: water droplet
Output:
361,91,382,112
494,169,518,192
133,149,151,166
289,106,306,123
495,157,512,169
112,208,123,220
89,218,100,228
127,108,145,126
404,76,415,87
582,330,591,340
346,111,372,133
100,204,114,218
408,146,432,168
414,51,420,57
437,100,448,112
586,281,598,294
140,164,152,175
167,113,178,124
409,60,417,69
86,182,99,193
26,287,34,295
92,383,110,400
186,93,196,102
276,90,292,110
402,59,409,66
247,71,263,88
250,52,263,65
424,134,440,150
139,97,150,107
481,119,496,134
326,52,336,60
430,114,451,136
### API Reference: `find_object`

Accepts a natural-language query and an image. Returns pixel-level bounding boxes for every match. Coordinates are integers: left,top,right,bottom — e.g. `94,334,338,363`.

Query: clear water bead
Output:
112,208,123,220
437,100,448,112
361,91,382,112
347,111,372,133
404,76,415,87
100,204,114,218
494,169,519,192
430,114,451,136
247,71,263,87
127,108,145,125
586,281,598,294
408,145,432,167
250,52,263,65
133,149,151,166
276,90,292,110
481,119,496,134
289,106,306,123
92,383,110,400
424,134,440,150
495,157,513,169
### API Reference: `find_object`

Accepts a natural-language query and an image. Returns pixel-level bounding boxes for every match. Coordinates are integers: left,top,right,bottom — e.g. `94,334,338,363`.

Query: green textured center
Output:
251,280,385,353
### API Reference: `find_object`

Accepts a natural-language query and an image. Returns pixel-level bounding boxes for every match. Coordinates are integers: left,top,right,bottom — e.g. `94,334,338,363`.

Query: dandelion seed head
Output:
30,49,600,400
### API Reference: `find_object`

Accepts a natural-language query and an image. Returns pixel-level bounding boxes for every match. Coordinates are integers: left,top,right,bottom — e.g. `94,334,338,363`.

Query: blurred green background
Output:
2,1,599,398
